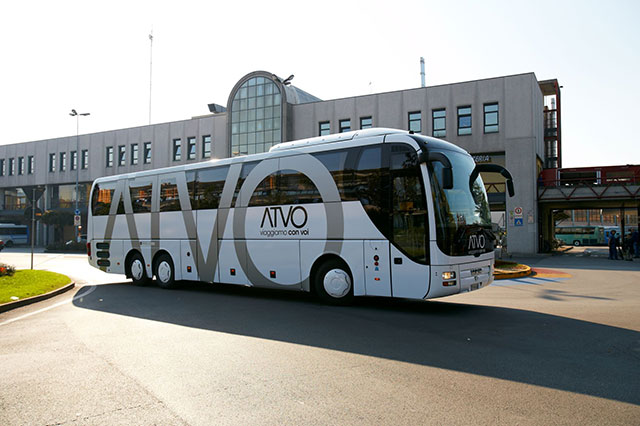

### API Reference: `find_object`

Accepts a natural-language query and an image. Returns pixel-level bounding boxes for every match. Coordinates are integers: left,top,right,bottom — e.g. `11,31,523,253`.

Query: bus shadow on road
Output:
73,281,640,405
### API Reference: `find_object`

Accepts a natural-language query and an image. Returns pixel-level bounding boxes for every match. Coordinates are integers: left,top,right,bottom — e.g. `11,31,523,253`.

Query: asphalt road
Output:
0,249,638,425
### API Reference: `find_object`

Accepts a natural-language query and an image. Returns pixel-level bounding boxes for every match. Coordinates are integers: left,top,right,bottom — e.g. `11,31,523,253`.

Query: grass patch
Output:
0,270,71,304
494,259,529,272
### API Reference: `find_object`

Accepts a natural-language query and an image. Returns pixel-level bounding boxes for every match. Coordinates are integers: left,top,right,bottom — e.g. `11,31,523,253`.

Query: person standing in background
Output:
631,228,639,258
608,230,618,260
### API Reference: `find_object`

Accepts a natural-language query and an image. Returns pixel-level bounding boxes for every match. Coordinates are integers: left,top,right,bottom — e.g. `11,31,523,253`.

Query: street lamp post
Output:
70,109,90,242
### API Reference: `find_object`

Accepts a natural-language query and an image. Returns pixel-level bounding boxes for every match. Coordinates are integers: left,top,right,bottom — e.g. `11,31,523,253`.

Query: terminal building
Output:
0,70,562,254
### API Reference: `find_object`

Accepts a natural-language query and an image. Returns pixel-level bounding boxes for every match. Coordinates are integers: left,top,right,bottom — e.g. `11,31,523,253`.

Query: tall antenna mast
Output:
420,57,426,88
148,29,154,125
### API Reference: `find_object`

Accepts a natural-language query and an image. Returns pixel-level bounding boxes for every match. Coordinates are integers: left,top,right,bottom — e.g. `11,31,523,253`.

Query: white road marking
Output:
0,285,97,326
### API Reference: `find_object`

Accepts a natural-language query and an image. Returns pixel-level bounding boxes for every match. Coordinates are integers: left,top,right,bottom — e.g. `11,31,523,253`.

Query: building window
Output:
202,135,211,158
117,145,126,166
49,153,55,172
28,156,34,174
8,158,15,176
319,121,330,136
144,142,152,164
458,106,472,136
360,116,372,129
187,137,196,160
0,159,4,176
59,152,66,172
230,76,282,156
81,150,88,169
131,144,139,165
432,109,446,137
408,111,421,133
70,151,77,171
484,103,499,133
106,147,114,167
339,119,351,133
18,157,24,175
173,139,181,161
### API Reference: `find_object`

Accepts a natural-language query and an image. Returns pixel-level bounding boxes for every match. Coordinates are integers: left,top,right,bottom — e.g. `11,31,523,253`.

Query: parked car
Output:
0,239,5,251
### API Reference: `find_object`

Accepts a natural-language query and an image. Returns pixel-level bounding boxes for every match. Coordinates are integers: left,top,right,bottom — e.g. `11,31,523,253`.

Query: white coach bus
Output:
87,128,513,303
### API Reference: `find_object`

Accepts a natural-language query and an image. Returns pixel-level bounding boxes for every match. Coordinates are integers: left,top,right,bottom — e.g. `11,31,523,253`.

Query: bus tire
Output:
127,252,150,286
154,253,176,289
5,240,13,248
573,240,581,246
313,258,353,305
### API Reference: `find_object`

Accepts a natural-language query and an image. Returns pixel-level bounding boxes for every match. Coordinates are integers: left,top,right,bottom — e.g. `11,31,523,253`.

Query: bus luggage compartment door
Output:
364,240,391,297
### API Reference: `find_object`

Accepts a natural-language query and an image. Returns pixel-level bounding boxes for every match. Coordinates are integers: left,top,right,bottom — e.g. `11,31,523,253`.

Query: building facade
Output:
0,70,557,254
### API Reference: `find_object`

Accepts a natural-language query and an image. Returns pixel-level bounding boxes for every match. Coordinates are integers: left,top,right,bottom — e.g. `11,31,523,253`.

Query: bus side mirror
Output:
425,151,454,189
442,168,453,190
469,164,515,197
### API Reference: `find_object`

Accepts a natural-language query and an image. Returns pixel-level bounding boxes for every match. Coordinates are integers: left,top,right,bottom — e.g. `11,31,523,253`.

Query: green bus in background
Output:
555,226,605,246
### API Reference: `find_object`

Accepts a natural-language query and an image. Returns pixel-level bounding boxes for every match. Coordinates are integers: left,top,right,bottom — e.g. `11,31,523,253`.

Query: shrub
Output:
0,263,16,277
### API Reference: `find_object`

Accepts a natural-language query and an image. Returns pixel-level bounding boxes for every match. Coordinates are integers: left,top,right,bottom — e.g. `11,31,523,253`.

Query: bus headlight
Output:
442,271,456,280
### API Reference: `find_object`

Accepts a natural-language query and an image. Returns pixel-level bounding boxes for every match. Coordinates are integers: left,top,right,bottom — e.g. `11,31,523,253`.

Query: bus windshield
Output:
429,150,493,256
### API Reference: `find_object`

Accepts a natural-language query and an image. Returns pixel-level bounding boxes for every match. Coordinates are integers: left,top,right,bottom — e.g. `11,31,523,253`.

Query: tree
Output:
40,210,74,242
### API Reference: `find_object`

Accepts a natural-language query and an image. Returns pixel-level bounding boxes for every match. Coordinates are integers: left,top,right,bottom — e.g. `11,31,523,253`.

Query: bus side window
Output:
130,179,153,213
159,177,181,212
354,146,390,238
313,148,358,201
91,183,114,216
194,166,228,210
279,169,321,205
233,162,258,207
249,173,279,207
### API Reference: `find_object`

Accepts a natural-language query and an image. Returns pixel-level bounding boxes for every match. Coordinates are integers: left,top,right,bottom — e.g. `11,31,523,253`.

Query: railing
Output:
538,176,640,201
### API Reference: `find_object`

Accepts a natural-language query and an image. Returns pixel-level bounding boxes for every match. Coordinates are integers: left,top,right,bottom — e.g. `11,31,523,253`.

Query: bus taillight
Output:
87,243,91,258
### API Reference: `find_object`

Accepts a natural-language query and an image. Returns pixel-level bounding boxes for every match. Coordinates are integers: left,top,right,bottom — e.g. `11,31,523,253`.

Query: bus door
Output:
388,154,430,299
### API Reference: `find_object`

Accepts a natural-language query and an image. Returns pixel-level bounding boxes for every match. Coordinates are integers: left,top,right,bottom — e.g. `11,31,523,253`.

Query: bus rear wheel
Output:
154,253,176,289
128,252,150,286
573,240,581,246
314,259,353,305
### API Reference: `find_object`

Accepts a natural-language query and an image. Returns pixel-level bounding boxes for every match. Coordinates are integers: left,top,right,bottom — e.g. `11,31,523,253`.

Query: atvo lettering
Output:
468,234,486,250
260,206,308,229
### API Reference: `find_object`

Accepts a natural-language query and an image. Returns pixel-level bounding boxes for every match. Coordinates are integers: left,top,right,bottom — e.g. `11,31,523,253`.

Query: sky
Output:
1,0,638,167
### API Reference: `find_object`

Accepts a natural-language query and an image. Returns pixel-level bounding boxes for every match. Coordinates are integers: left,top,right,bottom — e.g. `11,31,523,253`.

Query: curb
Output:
0,282,76,314
494,265,532,280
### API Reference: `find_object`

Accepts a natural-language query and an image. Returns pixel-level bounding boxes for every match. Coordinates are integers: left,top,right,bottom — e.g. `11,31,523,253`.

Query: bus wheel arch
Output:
311,254,354,305
153,251,177,289
125,249,150,286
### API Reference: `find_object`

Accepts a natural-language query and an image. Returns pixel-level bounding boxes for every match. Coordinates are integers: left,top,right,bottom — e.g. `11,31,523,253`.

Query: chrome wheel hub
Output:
323,269,351,298
131,259,144,280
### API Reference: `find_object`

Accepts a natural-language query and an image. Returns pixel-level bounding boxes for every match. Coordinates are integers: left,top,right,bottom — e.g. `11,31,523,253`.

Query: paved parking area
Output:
0,249,638,425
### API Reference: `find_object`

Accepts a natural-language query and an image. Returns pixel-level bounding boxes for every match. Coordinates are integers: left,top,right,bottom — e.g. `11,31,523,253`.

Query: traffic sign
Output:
514,206,523,216
74,209,81,215
74,214,81,227
514,218,524,226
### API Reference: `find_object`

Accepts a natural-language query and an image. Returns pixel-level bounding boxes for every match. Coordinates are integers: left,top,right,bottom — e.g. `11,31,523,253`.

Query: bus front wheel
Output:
573,240,581,246
154,253,176,289
128,252,150,286
314,259,353,305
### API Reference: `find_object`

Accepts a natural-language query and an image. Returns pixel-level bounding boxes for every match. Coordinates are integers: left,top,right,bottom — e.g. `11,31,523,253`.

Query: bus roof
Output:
269,128,407,152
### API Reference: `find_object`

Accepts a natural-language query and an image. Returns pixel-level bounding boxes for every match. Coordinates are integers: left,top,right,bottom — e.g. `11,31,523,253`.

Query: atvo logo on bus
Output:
260,206,310,237
468,233,486,250
261,206,308,228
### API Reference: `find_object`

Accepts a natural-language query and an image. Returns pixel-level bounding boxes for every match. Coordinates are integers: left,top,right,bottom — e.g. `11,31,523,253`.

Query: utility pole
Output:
149,30,154,125
70,109,90,243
